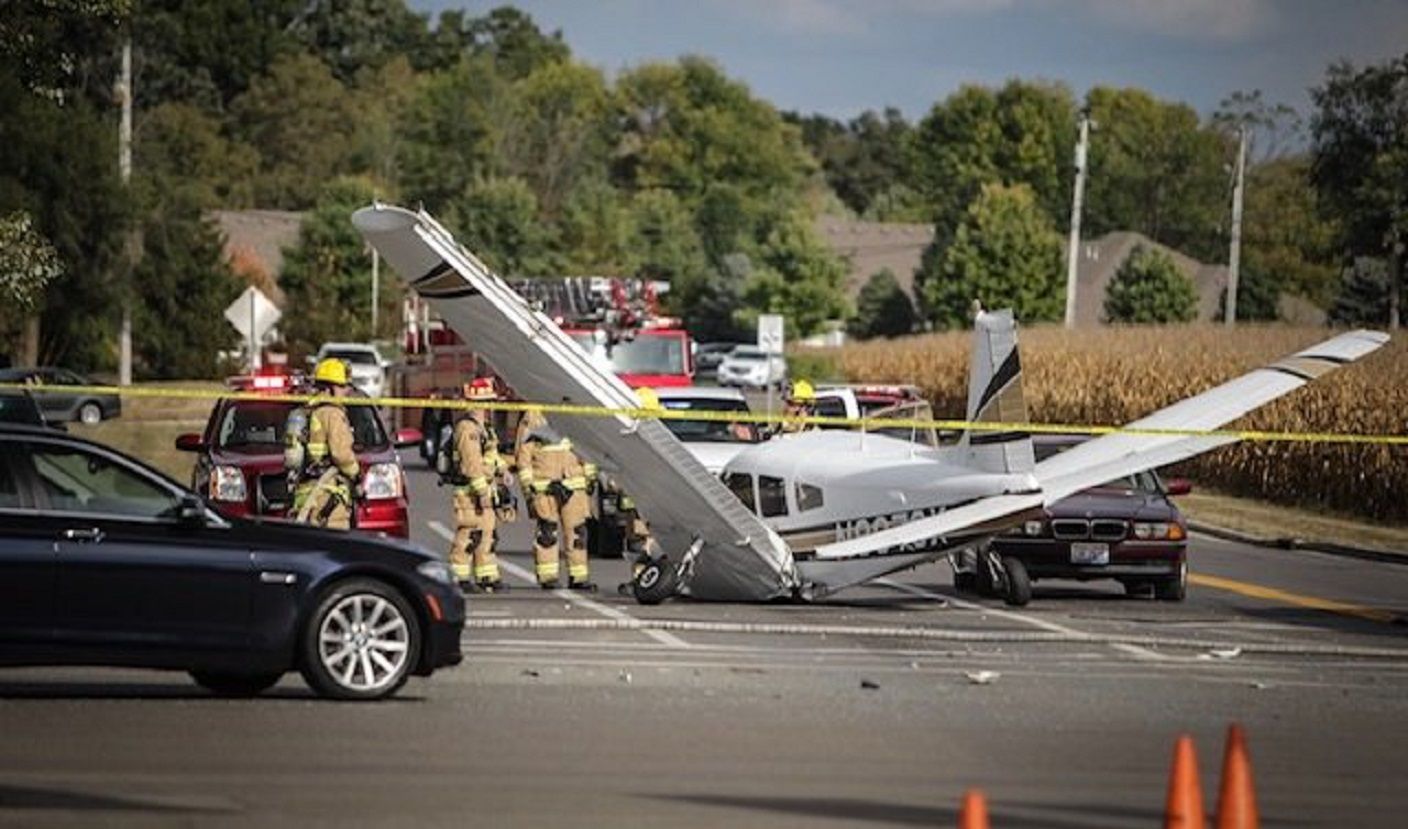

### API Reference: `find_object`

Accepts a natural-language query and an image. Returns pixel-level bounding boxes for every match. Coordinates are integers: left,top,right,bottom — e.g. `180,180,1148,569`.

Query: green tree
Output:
1,0,130,94
447,176,556,276
397,55,509,211
1104,245,1199,323
503,61,615,217
1083,86,1228,261
131,0,300,111
135,102,259,208
849,269,916,339
280,177,399,355
0,70,128,369
614,58,812,203
0,212,64,359
920,183,1064,329
555,177,635,274
629,188,707,285
1330,257,1390,325
1220,263,1281,322
286,0,429,83
909,81,1076,240
736,215,850,338
1311,53,1408,325
229,54,359,208
1241,157,1339,306
130,195,240,378
464,5,570,80
788,107,914,217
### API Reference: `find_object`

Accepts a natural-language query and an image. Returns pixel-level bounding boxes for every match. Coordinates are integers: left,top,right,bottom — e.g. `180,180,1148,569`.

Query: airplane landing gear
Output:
631,556,677,605
976,546,1032,607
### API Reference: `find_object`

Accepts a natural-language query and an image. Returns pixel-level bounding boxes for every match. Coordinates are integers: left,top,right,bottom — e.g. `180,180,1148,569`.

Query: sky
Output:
409,0,1408,122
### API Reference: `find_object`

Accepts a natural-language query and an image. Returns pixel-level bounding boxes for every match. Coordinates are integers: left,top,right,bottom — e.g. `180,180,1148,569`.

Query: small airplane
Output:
354,203,1389,606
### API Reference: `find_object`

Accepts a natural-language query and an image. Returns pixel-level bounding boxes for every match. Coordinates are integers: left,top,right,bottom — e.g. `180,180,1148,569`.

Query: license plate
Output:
1070,542,1110,565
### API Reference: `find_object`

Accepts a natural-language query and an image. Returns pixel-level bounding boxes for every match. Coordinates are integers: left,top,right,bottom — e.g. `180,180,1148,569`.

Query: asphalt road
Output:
2,461,1406,827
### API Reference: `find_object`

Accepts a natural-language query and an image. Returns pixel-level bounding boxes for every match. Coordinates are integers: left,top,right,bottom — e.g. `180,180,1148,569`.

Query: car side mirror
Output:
175,433,204,452
175,495,207,527
1164,478,1192,496
394,427,423,448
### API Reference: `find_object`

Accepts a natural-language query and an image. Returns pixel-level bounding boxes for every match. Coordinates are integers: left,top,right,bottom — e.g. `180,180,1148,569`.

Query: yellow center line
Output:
1190,572,1402,625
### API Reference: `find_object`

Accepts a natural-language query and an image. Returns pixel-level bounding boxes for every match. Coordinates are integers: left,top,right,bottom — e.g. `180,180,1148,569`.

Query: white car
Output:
312,343,391,399
716,346,787,389
655,386,760,474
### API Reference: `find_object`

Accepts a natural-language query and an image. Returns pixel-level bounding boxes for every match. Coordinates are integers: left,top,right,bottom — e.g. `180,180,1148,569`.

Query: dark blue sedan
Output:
0,424,464,700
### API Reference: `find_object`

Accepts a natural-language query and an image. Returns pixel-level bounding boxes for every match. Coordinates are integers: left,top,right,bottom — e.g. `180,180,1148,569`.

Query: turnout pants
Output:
451,490,498,584
294,472,352,530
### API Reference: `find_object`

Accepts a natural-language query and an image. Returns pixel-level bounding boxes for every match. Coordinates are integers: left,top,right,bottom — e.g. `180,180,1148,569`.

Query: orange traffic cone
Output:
1215,724,1259,829
1165,735,1206,829
958,788,990,829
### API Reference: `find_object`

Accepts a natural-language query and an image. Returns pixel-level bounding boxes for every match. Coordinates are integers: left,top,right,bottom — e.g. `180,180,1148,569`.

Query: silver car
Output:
716,346,787,390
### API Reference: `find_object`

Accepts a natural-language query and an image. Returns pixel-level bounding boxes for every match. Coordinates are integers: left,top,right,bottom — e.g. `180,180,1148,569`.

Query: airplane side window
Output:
796,482,824,512
758,475,788,517
725,472,756,514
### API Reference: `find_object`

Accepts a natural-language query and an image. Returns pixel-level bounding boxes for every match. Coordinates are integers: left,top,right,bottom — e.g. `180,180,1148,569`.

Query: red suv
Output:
175,382,421,537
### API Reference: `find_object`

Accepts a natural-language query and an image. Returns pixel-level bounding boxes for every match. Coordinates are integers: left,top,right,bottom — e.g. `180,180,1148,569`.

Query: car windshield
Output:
570,333,686,375
323,349,379,366
659,398,757,443
1035,441,1160,492
729,348,765,361
215,400,388,453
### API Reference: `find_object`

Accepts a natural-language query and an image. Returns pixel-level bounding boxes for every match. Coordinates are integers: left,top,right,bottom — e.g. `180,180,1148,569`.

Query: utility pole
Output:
1225,126,1247,327
1063,113,1090,329
116,35,133,385
371,247,380,334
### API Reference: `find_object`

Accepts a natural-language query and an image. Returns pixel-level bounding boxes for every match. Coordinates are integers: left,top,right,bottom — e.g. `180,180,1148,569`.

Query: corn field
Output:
831,325,1408,523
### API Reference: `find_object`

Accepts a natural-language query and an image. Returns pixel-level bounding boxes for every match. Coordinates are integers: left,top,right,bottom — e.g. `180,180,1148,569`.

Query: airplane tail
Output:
958,309,1035,475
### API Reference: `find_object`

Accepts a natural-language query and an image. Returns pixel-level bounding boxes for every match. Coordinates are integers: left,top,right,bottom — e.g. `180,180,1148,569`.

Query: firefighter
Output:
522,418,596,591
289,358,361,530
777,378,818,434
447,379,504,592
514,406,546,520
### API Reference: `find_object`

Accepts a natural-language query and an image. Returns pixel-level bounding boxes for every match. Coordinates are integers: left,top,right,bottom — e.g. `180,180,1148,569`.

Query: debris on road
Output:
965,671,1001,685
860,678,880,690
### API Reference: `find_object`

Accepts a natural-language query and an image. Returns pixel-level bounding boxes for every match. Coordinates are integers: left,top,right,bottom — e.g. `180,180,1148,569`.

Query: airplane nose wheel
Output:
979,547,1032,607
631,556,678,605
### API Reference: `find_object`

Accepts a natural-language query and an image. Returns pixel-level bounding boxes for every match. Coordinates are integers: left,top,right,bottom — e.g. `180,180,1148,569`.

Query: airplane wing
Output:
1034,330,1389,502
352,204,796,601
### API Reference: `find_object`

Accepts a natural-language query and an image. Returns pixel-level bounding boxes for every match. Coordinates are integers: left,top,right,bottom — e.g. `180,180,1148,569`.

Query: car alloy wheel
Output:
78,402,102,424
308,582,417,699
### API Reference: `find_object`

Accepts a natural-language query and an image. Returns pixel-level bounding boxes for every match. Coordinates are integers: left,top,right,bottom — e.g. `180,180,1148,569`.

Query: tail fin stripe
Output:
973,349,1022,420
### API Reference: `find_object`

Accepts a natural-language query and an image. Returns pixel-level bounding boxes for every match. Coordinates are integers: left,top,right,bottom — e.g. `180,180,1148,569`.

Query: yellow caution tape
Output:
3,381,1406,446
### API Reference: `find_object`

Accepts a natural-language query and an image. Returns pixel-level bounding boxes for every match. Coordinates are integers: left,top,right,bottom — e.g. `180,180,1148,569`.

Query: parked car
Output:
963,435,1191,604
310,343,391,399
0,367,121,424
692,342,743,380
655,386,761,474
0,423,464,700
176,377,421,537
717,346,788,390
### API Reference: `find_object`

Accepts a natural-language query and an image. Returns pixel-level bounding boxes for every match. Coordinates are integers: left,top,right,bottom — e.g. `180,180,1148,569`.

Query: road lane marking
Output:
427,520,689,649
1190,572,1403,625
876,578,1169,661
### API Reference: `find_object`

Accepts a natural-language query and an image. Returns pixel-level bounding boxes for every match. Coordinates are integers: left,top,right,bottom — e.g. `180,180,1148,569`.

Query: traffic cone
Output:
1215,724,1259,829
1165,735,1206,829
958,788,990,829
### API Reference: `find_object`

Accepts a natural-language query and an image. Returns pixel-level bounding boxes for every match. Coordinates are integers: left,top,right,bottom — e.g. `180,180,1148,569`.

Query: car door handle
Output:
260,571,297,585
62,527,104,543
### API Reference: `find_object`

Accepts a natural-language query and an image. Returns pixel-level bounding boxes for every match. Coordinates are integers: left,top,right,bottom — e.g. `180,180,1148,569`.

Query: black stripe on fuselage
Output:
413,260,453,285
973,347,1022,418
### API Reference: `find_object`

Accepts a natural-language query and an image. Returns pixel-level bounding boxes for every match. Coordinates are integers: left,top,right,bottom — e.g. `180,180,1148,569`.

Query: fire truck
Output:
511,277,694,389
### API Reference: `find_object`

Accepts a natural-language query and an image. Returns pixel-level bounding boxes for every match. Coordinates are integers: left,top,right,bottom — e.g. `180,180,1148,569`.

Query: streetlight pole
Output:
1225,126,1247,326
1064,113,1090,329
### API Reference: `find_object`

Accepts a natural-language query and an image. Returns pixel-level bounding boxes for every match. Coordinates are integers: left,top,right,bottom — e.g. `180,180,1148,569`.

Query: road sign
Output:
224,286,280,370
758,314,785,355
